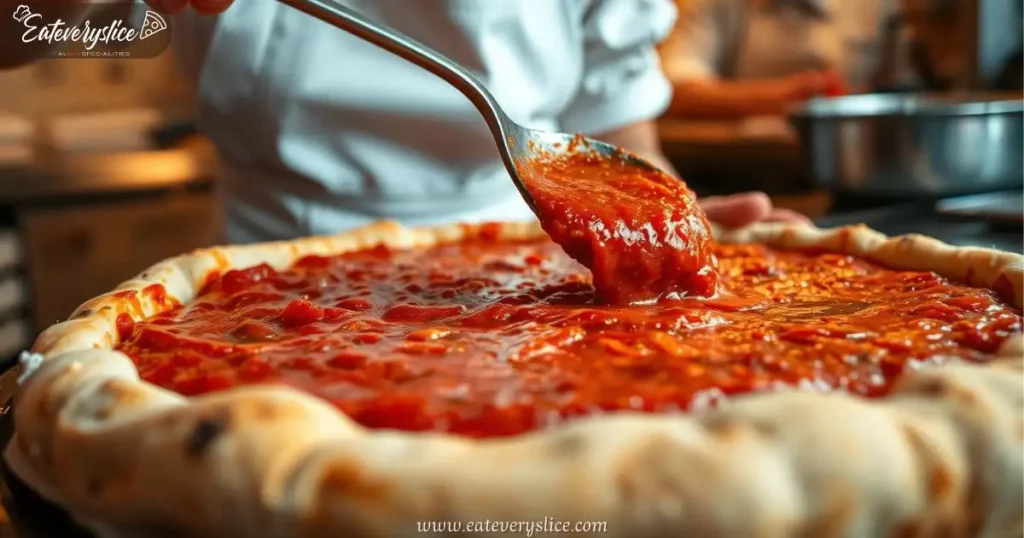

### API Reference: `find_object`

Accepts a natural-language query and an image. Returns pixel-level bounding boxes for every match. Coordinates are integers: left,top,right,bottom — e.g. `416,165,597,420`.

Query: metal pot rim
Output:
788,93,1024,119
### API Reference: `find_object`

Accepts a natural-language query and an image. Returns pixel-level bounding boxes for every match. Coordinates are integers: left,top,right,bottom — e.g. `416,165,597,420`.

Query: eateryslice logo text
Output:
12,4,167,51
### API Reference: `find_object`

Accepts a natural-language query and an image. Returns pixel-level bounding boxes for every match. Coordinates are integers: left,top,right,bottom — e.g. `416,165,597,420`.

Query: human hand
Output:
761,70,846,106
821,70,848,97
699,192,812,229
776,71,833,101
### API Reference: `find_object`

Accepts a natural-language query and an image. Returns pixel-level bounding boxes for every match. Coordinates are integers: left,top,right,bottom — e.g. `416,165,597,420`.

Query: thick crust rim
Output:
11,220,1024,538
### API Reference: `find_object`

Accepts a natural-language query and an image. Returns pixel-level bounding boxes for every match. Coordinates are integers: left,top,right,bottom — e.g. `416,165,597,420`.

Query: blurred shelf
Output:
0,142,216,205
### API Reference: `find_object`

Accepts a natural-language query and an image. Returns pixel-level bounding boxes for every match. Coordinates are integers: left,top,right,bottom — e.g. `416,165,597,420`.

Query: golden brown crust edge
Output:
10,220,1024,538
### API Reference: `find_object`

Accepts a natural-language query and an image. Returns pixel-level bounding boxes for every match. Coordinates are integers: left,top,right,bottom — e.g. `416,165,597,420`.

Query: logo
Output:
12,5,30,23
14,4,168,48
1,1,173,67
140,11,169,40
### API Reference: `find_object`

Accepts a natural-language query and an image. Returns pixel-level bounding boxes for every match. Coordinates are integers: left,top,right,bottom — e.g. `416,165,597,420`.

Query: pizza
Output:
4,213,1021,537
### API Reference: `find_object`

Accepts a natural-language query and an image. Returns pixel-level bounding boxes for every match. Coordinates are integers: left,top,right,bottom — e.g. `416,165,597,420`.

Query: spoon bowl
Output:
276,0,665,213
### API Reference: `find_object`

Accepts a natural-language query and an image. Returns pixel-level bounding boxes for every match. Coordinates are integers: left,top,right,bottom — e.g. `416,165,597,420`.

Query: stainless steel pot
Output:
788,93,1024,197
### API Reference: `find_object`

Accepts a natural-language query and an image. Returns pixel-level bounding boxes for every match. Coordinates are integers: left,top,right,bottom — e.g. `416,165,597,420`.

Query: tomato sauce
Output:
117,238,1022,438
517,148,716,304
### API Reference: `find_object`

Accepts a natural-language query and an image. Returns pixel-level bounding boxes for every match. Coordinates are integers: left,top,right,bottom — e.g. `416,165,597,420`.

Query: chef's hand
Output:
699,192,812,228
770,70,844,102
669,70,847,118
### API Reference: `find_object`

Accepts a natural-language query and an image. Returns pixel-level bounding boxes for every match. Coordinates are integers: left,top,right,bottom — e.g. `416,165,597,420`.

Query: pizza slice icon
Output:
139,10,168,40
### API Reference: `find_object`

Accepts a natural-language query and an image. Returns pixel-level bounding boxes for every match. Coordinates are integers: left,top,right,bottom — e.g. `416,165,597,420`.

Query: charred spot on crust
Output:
423,485,454,518
912,377,978,407
927,463,955,504
549,431,587,457
75,309,93,319
615,435,689,504
93,379,141,421
157,413,178,430
895,236,922,253
703,415,776,439
962,467,989,536
801,487,856,537
99,378,137,402
35,397,49,419
253,401,278,421
320,459,389,500
94,405,114,420
900,424,958,506
36,375,76,419
185,412,230,459
912,378,949,398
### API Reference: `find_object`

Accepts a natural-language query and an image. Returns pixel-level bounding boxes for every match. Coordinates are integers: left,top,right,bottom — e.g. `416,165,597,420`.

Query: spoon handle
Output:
276,0,505,124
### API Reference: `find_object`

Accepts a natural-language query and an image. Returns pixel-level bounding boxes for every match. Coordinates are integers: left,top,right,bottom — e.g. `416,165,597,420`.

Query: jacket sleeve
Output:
558,0,679,135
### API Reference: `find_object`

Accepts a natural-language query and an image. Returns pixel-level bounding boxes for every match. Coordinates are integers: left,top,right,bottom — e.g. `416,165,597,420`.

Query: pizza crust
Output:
9,220,1024,538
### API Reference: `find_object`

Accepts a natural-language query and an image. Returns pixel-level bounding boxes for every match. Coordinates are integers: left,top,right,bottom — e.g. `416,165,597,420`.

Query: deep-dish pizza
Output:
6,213,1022,537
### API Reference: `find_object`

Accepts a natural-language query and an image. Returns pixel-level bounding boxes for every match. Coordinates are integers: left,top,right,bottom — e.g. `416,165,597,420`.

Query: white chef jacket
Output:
661,0,911,89
171,0,678,244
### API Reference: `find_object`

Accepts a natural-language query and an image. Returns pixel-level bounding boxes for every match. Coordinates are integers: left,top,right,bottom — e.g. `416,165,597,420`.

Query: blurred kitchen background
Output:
0,52,217,363
0,0,1020,366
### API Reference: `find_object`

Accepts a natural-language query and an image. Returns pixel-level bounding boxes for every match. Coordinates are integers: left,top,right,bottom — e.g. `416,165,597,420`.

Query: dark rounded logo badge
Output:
1,1,174,69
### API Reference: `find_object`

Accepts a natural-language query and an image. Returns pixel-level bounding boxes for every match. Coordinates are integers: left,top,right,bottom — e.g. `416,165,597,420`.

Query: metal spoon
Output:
276,0,662,213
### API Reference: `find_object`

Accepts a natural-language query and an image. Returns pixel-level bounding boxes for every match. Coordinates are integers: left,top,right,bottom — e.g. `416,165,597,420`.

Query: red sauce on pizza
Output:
117,238,1022,438
517,147,716,304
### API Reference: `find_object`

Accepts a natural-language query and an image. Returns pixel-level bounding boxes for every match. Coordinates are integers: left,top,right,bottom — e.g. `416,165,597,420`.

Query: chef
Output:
169,0,809,244
662,0,905,118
